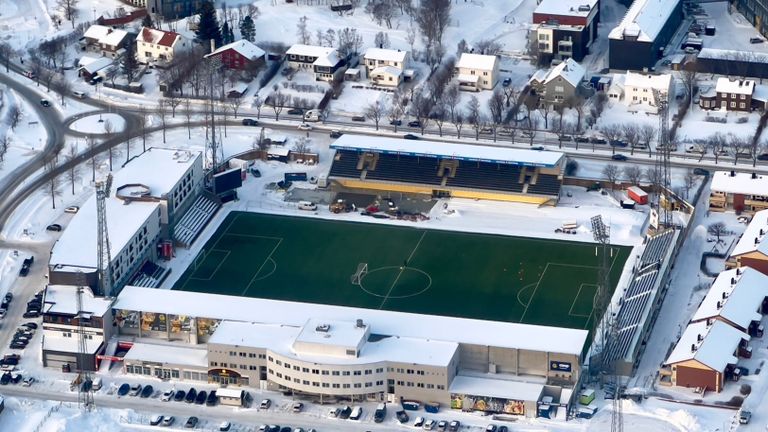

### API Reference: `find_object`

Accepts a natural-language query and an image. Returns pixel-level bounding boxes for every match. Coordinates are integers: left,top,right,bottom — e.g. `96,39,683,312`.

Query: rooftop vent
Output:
578,5,591,12
717,300,722,309
691,343,697,353
697,334,703,342
315,324,331,333
731,277,736,285
356,319,364,328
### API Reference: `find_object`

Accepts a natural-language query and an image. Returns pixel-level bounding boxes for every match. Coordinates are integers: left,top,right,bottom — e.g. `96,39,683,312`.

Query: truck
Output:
627,186,648,205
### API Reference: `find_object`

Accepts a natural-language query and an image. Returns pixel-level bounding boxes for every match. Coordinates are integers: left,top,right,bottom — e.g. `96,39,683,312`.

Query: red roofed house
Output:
204,40,266,71
136,27,188,64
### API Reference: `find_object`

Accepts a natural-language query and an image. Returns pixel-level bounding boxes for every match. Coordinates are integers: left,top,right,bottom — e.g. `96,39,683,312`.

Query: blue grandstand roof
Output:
330,135,564,168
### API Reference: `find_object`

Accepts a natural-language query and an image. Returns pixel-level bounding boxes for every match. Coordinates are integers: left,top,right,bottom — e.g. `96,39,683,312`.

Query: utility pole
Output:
96,175,113,297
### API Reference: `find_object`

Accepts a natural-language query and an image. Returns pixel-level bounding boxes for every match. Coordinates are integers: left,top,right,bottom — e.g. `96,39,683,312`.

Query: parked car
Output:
423,419,436,430
396,410,409,423
21,376,35,387
414,417,425,427
485,425,497,432
502,77,512,87
129,384,142,396
292,402,304,412
185,388,197,403
739,410,751,424
161,389,175,402
162,416,175,426
448,421,461,431
22,322,37,330
185,416,199,428
330,130,343,138
403,134,420,140
206,390,218,406
65,206,79,213
173,390,186,402
297,123,312,131
242,118,259,126
408,120,421,128
195,390,207,404
140,384,154,398
117,383,130,396
150,415,164,426
0,373,11,385
339,405,352,419
260,399,271,409
287,108,304,115
349,406,362,420
389,119,402,126
436,420,448,431
611,154,628,161
46,224,62,231
219,422,232,431
22,311,39,319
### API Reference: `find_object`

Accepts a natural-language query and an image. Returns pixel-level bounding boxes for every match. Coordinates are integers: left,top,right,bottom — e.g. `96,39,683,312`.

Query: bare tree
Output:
167,93,182,117
52,74,71,106
623,165,643,185
182,98,193,139
623,124,640,155
599,124,623,155
537,102,552,129
0,42,15,73
414,0,451,53
708,132,728,164
466,95,482,140
254,95,263,119
590,92,608,120
0,135,10,165
296,16,311,44
226,96,243,119
431,101,448,137
85,135,99,182
567,94,587,132
602,164,620,195
138,106,149,152
337,27,363,58
728,133,749,165
44,158,62,209
56,0,79,29
364,100,386,131
443,84,463,138
680,64,698,109
292,137,311,154
682,169,697,199
103,119,115,171
388,92,406,132
63,143,80,194
155,99,169,143
409,91,433,135
270,90,289,121
8,105,22,130
708,221,728,244
487,89,505,142
521,113,539,146
639,124,656,158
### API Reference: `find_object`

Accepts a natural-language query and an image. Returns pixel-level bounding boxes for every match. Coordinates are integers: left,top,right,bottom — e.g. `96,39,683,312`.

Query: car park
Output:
129,384,142,396
46,224,62,231
184,416,199,428
242,118,259,126
140,384,154,398
162,416,175,426
161,389,174,401
117,383,130,396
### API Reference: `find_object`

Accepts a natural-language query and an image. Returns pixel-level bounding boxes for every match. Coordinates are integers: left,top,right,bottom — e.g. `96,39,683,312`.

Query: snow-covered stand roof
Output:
330,135,564,168
115,286,589,356
691,268,768,331
711,171,768,203
456,53,497,71
665,320,748,371
609,0,680,43
730,208,768,258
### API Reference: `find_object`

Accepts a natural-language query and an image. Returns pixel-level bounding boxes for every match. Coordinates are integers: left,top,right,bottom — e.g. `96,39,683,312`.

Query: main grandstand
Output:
328,135,565,205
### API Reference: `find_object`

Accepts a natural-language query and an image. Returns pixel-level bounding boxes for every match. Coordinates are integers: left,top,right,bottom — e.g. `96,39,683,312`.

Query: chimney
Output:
731,277,736,285
697,334,703,342
723,291,727,299
691,344,696,353
717,300,722,309
210,38,216,54
761,229,765,236
756,237,760,245
356,319,364,328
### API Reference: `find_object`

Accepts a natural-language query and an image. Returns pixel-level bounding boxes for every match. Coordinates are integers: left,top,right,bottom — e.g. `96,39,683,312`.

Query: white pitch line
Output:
378,231,427,310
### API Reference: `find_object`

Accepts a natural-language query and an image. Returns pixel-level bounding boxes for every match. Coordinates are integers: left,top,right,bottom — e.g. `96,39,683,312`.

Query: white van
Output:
91,377,102,390
303,109,323,122
350,406,362,420
298,201,317,211
72,90,86,99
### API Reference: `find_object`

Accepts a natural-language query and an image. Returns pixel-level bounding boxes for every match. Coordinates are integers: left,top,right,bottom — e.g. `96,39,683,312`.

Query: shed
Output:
344,67,360,81
217,387,245,406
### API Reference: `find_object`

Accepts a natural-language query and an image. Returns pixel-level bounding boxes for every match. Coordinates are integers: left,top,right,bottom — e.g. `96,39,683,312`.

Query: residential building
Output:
41,285,115,372
48,148,203,294
204,40,266,71
528,58,586,105
662,320,751,392
81,25,129,58
285,44,345,82
454,53,499,91
726,209,768,276
709,171,768,214
715,78,755,112
136,27,188,64
608,0,684,70
530,0,600,63
363,48,410,87
113,286,586,417
622,71,673,113
690,268,768,336
135,0,204,21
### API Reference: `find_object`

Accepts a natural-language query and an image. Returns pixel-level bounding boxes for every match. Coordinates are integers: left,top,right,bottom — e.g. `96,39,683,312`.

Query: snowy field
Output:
69,113,126,134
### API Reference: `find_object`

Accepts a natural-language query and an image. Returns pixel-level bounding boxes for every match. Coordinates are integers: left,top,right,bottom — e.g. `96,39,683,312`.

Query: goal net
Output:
350,263,368,285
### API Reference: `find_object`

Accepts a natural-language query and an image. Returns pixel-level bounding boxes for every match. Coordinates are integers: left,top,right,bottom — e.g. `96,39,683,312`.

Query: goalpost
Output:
350,263,368,285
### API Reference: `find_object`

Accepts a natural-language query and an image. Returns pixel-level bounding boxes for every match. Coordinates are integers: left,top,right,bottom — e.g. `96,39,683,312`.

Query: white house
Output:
286,44,345,82
623,71,673,113
136,27,188,64
363,48,410,87
454,53,499,91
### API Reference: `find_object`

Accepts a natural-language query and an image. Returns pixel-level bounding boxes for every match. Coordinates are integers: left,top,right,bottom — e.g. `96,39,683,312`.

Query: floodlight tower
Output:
76,284,95,410
654,89,672,228
96,174,113,297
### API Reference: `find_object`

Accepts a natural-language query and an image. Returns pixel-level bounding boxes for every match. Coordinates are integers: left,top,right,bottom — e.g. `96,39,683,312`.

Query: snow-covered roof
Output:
100,29,128,47
78,56,113,75
753,85,768,103
313,50,341,67
691,268,768,330
331,135,564,168
286,44,335,59
209,320,457,367
624,71,672,92
665,320,748,371
83,25,112,40
534,0,598,19
456,53,497,71
216,387,245,398
730,209,768,257
206,39,265,60
698,48,768,64
44,285,113,317
544,58,585,87
124,342,208,368
49,196,159,271
711,171,768,201
715,77,755,95
137,27,181,47
227,82,248,94
456,74,480,84
371,65,402,77
363,47,408,63
295,318,366,349
449,375,544,401
115,287,589,356
43,335,103,354
609,0,680,43
529,69,549,84
112,148,200,200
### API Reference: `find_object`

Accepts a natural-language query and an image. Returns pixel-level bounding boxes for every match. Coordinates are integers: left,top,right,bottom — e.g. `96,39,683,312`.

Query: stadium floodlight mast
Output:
205,53,222,174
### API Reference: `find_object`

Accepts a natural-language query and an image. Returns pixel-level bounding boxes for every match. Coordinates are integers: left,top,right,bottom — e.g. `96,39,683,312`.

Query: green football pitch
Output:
174,212,630,330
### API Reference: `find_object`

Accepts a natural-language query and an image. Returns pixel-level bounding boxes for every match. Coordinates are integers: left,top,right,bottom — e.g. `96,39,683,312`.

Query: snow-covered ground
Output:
69,113,126,134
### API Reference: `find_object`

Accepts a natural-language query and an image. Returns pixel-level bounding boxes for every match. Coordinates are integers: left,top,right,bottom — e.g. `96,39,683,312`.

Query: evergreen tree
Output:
196,0,222,48
227,24,235,44
121,42,139,82
221,22,234,45
239,15,255,42
141,13,153,29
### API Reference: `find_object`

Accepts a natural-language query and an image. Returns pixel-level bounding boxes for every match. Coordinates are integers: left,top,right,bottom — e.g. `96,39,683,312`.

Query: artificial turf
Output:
174,212,630,330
